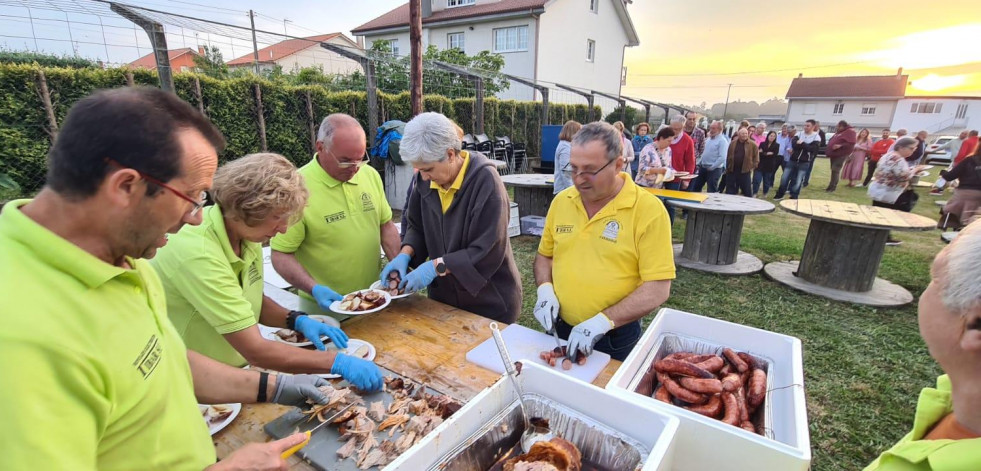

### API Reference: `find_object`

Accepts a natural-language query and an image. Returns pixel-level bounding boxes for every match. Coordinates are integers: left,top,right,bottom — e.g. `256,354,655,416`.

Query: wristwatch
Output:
434,258,447,276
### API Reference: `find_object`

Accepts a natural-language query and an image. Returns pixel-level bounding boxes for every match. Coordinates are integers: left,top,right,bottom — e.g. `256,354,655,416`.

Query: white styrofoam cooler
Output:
386,361,680,470
606,308,810,471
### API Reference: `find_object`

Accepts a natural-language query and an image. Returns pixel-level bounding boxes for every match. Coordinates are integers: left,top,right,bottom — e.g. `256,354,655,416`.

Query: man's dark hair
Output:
837,120,849,127
805,119,817,127
656,127,676,140
46,86,226,199
970,130,979,137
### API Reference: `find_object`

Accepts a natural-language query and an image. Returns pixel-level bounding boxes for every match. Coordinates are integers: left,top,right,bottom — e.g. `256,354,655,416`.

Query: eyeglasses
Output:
329,150,369,169
562,158,616,179
104,158,208,217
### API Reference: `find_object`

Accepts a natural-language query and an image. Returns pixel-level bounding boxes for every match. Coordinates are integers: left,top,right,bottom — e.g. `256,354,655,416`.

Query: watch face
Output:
436,262,447,274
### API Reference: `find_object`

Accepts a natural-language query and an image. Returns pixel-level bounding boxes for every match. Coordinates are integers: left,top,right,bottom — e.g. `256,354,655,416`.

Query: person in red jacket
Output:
955,130,979,166
865,129,894,187
668,115,696,186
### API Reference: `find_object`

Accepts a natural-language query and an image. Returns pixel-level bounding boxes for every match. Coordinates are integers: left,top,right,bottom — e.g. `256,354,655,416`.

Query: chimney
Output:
897,67,903,77
798,73,803,78
198,46,205,55
422,0,432,18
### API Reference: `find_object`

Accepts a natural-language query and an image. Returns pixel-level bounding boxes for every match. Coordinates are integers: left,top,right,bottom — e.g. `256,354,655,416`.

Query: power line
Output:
628,60,871,77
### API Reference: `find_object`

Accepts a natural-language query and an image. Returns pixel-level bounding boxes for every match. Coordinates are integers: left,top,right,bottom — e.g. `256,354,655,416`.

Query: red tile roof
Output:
786,75,909,99
128,48,197,69
226,33,341,66
352,0,548,34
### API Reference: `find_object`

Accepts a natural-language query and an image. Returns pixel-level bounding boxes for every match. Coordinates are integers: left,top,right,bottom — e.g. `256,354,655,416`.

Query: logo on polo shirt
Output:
133,335,162,379
601,220,621,242
247,263,261,286
361,192,375,213
556,225,574,234
325,211,346,224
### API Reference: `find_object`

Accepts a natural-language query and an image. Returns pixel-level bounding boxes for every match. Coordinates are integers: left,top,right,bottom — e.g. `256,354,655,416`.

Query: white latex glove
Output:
567,312,614,359
533,283,560,334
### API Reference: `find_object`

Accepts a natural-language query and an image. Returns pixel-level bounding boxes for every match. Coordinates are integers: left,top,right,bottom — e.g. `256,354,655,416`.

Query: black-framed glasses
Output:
329,150,369,169
562,158,616,179
104,158,208,217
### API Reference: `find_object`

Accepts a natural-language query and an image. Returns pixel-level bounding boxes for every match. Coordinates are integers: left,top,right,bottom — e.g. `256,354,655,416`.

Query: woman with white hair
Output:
152,153,383,391
379,112,522,323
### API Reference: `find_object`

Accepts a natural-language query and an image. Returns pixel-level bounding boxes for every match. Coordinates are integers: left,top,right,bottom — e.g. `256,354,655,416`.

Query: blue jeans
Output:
556,318,642,361
753,170,776,196
803,158,815,186
631,152,640,175
776,161,811,199
690,166,724,193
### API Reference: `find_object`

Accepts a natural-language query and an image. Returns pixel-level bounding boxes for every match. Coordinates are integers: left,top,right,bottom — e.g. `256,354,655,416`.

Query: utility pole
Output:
722,83,733,121
248,10,260,75
409,0,423,117
283,19,291,37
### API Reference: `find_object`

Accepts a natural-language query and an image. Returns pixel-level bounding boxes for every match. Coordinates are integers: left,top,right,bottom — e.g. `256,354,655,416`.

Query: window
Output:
957,103,968,119
589,0,599,13
447,32,465,50
911,102,942,114
586,39,595,62
803,103,816,115
493,26,529,53
861,103,876,115
388,39,400,56
447,0,475,6
832,102,845,115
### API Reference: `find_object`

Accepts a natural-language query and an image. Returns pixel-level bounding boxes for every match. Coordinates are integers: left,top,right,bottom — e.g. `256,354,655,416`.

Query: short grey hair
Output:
399,112,462,163
572,121,622,162
894,136,918,149
895,128,908,136
317,113,361,149
670,114,686,125
942,220,981,313
787,125,797,131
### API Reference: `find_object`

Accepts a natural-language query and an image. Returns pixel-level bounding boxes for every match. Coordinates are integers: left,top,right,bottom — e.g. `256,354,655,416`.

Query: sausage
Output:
721,373,742,392
735,387,750,423
561,358,573,370
678,377,723,394
740,421,756,433
685,354,717,364
738,352,759,370
664,352,696,361
747,368,767,408
720,392,740,425
693,355,725,373
719,363,731,376
547,356,556,367
722,348,749,373
685,394,722,418
654,386,672,403
657,372,708,404
577,355,587,366
653,359,714,379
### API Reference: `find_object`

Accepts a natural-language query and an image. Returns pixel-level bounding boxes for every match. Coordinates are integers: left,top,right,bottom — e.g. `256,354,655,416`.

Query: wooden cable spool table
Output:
665,193,775,275
764,199,936,306
501,173,554,217
214,288,622,470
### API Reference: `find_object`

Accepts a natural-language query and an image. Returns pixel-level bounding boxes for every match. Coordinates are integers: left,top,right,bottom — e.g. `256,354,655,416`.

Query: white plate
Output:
317,339,378,379
369,280,417,299
673,171,691,177
200,403,241,436
916,171,930,178
267,315,342,347
329,289,391,315
920,165,935,170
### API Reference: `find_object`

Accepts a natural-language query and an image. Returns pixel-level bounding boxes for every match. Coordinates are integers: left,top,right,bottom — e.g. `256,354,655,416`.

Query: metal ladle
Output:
489,322,554,453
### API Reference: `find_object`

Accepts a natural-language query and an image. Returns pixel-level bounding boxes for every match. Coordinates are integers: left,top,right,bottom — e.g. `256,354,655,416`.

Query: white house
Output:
784,70,908,134
891,96,981,135
351,0,639,103
226,33,362,75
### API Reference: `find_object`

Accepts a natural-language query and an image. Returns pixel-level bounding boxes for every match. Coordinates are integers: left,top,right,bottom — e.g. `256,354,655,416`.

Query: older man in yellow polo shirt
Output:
271,113,401,311
864,220,981,470
533,122,675,361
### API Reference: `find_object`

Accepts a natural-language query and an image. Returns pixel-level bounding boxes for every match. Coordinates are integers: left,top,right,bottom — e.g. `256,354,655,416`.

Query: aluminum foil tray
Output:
625,332,775,439
430,392,649,471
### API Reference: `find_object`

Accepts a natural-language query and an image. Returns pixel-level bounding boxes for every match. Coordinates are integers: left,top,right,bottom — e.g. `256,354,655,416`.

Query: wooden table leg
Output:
681,211,746,264
513,187,554,217
795,219,889,292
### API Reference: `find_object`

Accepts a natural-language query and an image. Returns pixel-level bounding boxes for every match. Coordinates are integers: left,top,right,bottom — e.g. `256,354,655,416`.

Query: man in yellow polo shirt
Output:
864,220,981,470
271,113,401,311
533,122,674,361
0,87,328,470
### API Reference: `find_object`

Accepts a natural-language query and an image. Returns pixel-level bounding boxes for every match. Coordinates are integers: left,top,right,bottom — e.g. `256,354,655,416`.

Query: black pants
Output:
863,160,877,187
725,171,753,196
556,318,642,361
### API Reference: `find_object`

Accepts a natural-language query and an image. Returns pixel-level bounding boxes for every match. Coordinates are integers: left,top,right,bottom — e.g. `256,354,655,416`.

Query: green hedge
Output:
0,64,601,197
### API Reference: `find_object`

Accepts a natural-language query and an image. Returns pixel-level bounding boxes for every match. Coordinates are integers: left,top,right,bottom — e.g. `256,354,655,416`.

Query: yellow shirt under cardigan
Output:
430,150,472,213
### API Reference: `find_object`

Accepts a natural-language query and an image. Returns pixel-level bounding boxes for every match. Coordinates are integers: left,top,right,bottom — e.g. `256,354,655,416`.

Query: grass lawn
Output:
506,159,949,471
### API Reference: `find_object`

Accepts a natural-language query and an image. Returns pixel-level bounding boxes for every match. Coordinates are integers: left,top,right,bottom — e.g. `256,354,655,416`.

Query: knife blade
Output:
550,327,563,352
280,403,355,459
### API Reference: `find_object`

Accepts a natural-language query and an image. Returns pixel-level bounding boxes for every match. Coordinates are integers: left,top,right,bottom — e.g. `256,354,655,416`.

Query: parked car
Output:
925,135,957,164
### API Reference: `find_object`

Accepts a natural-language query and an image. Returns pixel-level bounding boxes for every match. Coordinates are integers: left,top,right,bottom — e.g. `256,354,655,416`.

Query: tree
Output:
358,41,509,98
0,49,97,69
192,45,228,79
603,105,640,131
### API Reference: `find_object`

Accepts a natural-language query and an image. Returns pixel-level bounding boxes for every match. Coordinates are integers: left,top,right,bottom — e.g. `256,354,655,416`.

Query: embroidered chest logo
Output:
325,211,346,224
247,263,261,286
132,335,162,379
600,220,621,243
361,192,375,212
556,225,574,234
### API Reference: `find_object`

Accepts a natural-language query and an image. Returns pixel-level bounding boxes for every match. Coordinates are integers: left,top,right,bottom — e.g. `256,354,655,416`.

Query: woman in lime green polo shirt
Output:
152,153,382,391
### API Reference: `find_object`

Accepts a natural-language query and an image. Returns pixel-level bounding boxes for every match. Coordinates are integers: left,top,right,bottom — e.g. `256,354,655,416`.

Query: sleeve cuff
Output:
640,269,676,282
212,317,259,335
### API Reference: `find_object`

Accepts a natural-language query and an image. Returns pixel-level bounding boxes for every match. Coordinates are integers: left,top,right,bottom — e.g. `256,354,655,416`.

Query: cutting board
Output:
466,324,611,383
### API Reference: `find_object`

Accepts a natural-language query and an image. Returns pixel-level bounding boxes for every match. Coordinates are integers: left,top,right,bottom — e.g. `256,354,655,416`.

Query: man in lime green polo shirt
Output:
271,113,402,311
0,87,329,470
533,122,674,362
864,221,981,470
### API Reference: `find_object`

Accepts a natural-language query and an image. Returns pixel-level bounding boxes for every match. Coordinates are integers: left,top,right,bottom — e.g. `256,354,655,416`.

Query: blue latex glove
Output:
331,353,383,392
399,260,438,293
380,253,410,284
566,312,614,360
311,284,342,311
294,314,349,350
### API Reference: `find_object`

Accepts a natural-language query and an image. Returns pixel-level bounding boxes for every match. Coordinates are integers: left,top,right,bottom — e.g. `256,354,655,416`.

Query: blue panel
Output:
540,125,562,164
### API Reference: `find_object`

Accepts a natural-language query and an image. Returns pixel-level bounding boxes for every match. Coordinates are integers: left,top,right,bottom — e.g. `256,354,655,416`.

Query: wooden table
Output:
214,293,622,469
764,199,936,306
501,173,554,217
666,193,775,275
